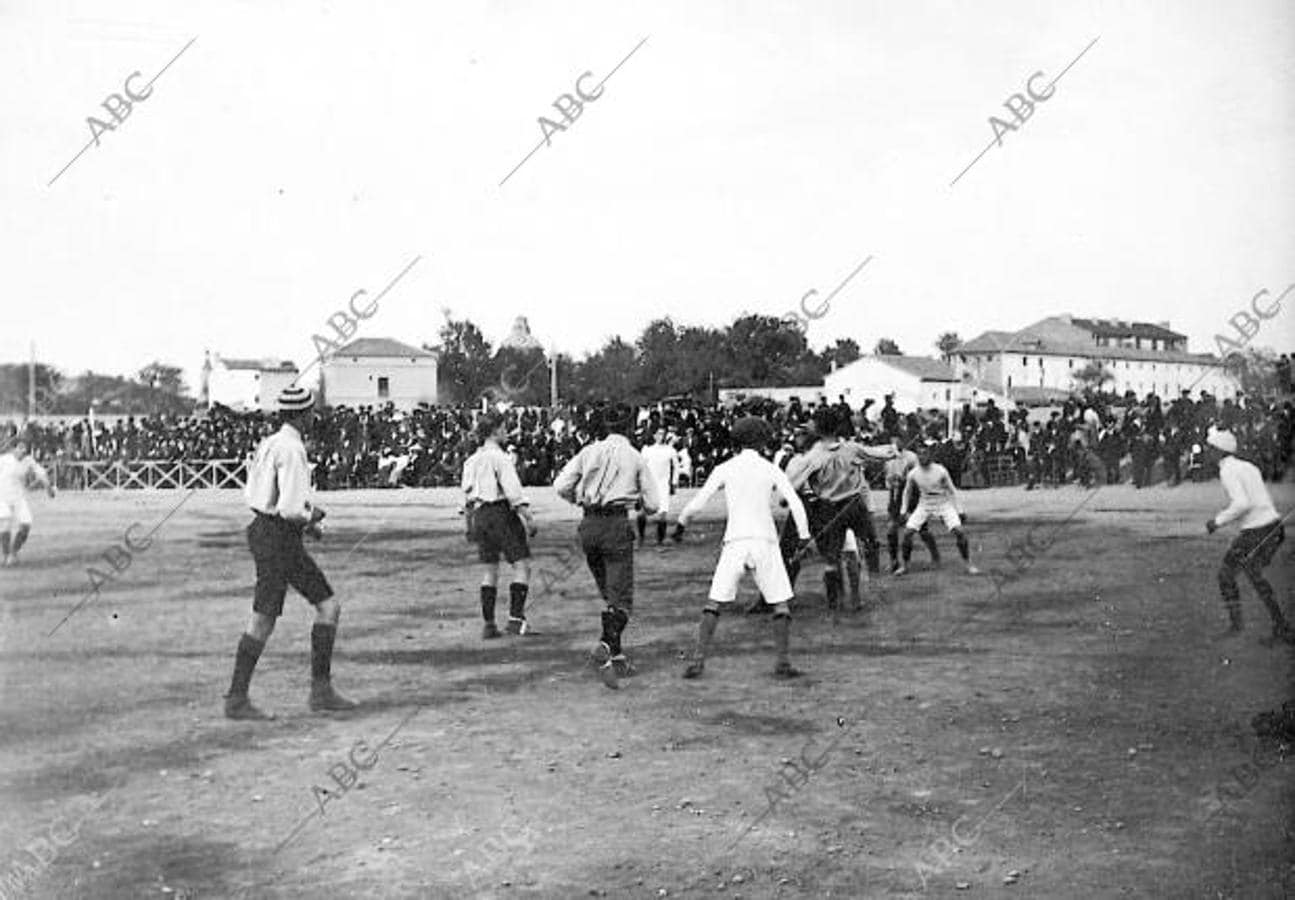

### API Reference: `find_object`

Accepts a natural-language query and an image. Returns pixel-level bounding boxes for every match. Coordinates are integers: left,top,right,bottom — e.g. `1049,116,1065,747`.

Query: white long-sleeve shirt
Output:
1214,455,1279,530
244,423,315,523
0,453,49,502
678,449,809,543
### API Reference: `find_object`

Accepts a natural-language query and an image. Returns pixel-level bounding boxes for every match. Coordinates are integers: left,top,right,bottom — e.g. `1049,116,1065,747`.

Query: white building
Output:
320,337,438,410
823,355,1013,415
947,315,1239,401
202,353,300,411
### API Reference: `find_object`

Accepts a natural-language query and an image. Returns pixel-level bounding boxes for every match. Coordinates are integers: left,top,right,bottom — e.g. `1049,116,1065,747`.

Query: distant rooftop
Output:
217,357,297,372
330,338,437,359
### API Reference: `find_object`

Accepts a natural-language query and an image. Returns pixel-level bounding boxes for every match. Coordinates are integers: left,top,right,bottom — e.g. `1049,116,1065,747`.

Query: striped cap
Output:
278,385,315,411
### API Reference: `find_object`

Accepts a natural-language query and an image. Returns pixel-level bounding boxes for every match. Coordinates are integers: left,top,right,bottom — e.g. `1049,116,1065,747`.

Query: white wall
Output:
322,357,438,409
207,368,260,410
952,351,1238,399
824,361,954,413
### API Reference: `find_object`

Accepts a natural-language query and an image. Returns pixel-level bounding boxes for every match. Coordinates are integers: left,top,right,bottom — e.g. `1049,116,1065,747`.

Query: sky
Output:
2,0,1293,392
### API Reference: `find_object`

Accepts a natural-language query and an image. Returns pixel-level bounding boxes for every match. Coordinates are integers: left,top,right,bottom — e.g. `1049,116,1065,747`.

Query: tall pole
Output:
550,347,558,407
28,342,36,422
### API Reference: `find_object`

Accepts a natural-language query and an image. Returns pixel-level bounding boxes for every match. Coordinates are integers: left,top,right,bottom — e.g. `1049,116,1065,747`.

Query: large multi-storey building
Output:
946,315,1239,402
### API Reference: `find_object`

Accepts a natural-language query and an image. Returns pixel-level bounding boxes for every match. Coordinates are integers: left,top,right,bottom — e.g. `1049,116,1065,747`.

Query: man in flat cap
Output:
1203,426,1291,644
224,384,357,719
554,404,662,688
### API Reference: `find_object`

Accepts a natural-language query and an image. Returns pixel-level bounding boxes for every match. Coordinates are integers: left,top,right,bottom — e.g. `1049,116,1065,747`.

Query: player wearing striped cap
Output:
224,385,357,720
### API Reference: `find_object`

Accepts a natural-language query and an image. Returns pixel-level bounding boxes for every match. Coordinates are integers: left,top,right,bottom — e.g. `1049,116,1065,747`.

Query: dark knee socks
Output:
656,521,667,544
0,531,8,556
887,528,900,565
636,515,646,541
823,569,843,608
1219,567,1243,628
601,608,629,654
901,533,914,564
694,608,719,662
311,623,337,683
11,525,29,554
955,530,970,562
844,552,861,601
508,582,529,620
228,633,266,698
480,585,497,623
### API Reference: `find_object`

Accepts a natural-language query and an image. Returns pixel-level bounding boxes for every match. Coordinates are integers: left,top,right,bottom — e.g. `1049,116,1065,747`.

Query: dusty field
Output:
1,480,1293,899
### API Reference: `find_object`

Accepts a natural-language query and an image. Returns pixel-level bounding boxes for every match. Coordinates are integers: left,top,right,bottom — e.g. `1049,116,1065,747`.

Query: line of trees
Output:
430,312,872,406
0,362,192,415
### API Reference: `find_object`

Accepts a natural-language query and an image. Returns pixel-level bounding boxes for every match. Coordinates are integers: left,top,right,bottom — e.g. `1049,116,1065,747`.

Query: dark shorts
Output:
1224,521,1286,572
474,502,531,565
247,514,333,617
887,487,920,523
811,495,878,560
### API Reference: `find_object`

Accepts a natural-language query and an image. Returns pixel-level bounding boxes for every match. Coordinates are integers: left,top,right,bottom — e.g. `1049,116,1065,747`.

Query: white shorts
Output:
644,484,671,521
843,529,858,553
906,503,961,531
0,496,33,526
708,538,794,605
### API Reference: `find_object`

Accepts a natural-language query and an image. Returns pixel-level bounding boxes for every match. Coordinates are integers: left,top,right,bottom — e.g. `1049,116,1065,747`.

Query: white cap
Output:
1206,426,1237,454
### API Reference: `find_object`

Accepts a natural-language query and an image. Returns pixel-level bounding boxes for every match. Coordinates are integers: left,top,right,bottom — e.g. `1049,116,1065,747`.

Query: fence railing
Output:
53,459,247,490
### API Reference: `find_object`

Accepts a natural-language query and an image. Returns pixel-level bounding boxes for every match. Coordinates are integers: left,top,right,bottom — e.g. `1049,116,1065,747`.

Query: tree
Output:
935,332,961,356
137,361,188,396
874,338,902,356
568,337,638,402
430,315,496,404
822,338,861,369
723,314,817,386
1072,360,1113,391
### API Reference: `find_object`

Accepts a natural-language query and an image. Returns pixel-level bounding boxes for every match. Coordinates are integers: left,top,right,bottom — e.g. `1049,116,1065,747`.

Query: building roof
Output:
956,315,1218,366
1070,317,1185,342
872,355,960,382
330,337,437,359
217,357,298,372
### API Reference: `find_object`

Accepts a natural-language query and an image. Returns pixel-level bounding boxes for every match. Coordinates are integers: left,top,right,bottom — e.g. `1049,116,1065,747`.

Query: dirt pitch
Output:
1,481,1293,899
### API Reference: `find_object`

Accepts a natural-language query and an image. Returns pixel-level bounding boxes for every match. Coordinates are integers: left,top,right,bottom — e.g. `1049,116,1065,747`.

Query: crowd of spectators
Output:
5,386,1291,492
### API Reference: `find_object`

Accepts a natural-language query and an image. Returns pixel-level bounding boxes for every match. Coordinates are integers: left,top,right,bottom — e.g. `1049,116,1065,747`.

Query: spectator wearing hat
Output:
676,416,811,678
1203,427,1292,644
225,385,356,720
553,404,662,688
462,413,537,639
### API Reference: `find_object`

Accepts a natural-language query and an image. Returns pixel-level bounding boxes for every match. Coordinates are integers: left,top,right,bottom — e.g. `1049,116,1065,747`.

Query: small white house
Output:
202,353,300,411
824,355,964,414
320,337,438,410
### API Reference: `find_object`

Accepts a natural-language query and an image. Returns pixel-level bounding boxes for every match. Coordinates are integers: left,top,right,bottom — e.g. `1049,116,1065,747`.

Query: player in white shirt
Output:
1203,427,1291,644
0,439,55,566
896,441,980,576
637,428,677,546
675,417,810,679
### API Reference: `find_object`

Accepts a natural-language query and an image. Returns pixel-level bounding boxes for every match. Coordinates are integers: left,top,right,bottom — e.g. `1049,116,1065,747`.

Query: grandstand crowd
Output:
5,386,1291,491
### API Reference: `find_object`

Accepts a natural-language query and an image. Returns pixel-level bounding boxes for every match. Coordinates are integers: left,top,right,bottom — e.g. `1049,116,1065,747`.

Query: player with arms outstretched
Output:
675,417,811,679
637,428,676,547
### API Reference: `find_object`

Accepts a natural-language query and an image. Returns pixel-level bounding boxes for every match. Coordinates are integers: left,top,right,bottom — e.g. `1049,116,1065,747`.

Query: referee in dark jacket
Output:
224,385,356,720
553,404,661,689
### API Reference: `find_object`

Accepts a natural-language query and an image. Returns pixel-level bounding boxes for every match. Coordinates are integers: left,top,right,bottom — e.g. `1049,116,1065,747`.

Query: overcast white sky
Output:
2,0,1292,389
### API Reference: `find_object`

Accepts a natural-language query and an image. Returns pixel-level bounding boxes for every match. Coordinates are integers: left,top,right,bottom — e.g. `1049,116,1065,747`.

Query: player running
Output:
637,428,676,548
462,413,538,638
1203,427,1292,644
675,417,811,679
554,404,661,689
224,386,356,720
895,441,980,576
0,439,55,567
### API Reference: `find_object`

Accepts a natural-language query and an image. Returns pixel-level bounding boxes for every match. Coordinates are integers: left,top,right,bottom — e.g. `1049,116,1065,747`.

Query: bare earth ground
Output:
1,481,1293,899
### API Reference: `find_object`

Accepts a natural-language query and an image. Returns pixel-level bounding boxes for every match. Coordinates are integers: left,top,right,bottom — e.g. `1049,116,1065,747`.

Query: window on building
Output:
1068,359,1073,368
1007,375,1013,388
377,376,390,398
1022,356,1028,366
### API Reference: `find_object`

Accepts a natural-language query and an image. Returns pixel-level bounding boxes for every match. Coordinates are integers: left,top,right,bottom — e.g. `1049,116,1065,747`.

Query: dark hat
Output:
731,416,772,447
600,404,633,433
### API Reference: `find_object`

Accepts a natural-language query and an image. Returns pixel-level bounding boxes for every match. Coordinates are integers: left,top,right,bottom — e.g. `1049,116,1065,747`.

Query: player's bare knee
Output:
702,602,721,617
316,598,341,625
248,613,277,641
772,602,791,618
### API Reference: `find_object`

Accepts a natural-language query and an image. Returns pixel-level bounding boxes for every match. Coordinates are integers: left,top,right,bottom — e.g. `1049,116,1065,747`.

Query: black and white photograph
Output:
1,1,1293,896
